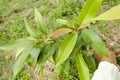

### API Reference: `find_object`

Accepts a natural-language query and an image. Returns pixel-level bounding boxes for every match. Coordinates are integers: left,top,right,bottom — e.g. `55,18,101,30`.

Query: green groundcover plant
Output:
1,0,120,79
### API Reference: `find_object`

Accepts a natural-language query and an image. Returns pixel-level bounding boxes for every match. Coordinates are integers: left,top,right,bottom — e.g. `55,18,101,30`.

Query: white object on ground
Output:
92,61,120,80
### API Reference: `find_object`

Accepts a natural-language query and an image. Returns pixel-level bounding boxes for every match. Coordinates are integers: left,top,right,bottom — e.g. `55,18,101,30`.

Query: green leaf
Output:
35,8,47,34
56,32,78,67
78,0,103,25
37,42,57,63
56,60,70,76
72,34,83,54
28,47,40,66
16,48,24,59
0,39,33,51
56,19,74,28
76,54,90,80
83,51,96,73
93,5,120,20
57,19,69,25
36,63,44,78
13,43,34,76
44,43,57,61
82,29,109,57
24,19,38,38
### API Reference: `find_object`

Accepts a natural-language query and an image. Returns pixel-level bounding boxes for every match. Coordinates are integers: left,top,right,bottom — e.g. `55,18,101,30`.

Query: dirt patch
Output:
0,51,14,79
101,21,120,46
43,61,59,80
0,51,59,80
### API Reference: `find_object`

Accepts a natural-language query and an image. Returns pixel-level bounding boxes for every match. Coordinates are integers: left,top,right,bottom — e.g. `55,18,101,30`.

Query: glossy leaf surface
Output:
76,54,90,80
78,0,102,25
94,5,120,20
82,29,109,57
56,32,78,67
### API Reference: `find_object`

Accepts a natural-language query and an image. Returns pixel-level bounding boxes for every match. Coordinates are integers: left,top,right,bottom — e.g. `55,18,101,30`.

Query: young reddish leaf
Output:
76,54,90,80
78,23,90,30
49,28,72,40
56,32,78,67
93,5,120,20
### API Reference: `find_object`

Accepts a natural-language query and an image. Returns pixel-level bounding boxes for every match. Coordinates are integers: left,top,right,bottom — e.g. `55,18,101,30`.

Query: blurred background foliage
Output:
0,0,120,79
